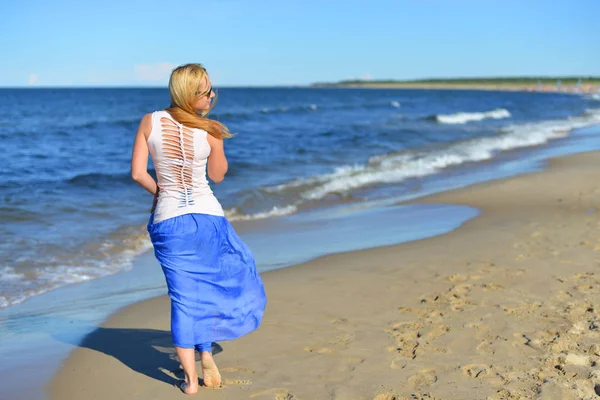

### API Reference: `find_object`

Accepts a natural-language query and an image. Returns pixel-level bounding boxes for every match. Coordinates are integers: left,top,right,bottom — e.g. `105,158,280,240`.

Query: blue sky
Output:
1,0,598,87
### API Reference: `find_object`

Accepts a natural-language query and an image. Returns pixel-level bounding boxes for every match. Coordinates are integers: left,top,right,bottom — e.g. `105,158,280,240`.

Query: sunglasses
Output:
197,85,213,97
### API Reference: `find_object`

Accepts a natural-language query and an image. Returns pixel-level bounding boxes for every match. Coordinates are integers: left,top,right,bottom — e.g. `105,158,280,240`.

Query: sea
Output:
2,87,600,399
1,87,600,310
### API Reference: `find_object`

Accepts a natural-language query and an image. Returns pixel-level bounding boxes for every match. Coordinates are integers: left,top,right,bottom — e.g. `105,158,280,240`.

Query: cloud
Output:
134,62,176,82
28,74,38,85
360,73,373,81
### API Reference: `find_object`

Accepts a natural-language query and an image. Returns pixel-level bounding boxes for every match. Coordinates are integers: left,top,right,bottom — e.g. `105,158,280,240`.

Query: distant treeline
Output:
313,77,600,86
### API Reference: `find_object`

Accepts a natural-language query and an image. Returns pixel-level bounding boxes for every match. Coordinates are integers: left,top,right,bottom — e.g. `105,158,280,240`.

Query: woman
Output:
131,63,267,394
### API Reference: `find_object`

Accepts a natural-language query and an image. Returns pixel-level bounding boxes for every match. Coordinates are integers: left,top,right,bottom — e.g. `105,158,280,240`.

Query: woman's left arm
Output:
131,113,158,195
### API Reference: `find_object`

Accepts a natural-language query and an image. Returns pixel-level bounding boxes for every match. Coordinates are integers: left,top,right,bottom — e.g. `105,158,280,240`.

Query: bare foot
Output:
200,352,221,387
179,374,199,395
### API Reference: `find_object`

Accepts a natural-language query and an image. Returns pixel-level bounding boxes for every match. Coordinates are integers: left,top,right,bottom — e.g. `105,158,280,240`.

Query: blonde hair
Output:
165,63,233,139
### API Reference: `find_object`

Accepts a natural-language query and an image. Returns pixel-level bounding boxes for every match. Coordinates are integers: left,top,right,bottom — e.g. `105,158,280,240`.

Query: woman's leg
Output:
195,342,221,387
175,346,199,394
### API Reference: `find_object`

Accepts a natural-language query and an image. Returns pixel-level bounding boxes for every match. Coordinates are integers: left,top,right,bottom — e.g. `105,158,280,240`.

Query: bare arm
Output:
131,113,158,195
206,134,228,184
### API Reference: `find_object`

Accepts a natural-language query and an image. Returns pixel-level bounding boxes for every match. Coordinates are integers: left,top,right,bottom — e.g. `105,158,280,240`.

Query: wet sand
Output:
49,150,600,399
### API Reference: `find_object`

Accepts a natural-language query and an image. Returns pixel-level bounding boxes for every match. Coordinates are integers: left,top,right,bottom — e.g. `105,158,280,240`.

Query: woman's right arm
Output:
206,134,228,184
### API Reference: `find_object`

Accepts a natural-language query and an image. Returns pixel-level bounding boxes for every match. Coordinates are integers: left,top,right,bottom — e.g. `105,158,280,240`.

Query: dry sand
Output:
49,150,600,400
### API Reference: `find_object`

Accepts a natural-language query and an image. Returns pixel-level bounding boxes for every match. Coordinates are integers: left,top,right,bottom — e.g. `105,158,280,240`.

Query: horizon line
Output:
2,75,599,89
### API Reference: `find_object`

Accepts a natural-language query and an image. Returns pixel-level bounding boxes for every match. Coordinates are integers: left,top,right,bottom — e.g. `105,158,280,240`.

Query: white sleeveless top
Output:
147,111,224,223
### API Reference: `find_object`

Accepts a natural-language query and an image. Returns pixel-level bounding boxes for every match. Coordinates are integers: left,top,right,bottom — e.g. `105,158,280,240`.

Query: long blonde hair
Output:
165,63,233,139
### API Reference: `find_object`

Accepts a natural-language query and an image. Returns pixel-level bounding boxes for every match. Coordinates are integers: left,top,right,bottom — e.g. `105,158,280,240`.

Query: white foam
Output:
0,266,26,281
391,101,401,108
225,204,299,221
436,108,511,124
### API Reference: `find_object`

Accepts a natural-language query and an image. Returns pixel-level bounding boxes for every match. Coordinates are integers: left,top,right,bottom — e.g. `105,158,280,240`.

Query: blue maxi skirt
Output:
147,213,267,348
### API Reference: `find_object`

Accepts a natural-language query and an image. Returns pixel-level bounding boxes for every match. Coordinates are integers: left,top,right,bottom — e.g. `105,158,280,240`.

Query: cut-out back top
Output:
147,110,224,223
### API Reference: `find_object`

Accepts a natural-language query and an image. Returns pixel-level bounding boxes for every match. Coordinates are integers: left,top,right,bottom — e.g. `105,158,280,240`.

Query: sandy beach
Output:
48,149,600,400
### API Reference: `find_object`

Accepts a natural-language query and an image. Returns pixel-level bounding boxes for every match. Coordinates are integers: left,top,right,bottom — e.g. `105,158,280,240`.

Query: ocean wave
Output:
0,225,153,309
225,204,299,221
261,108,600,203
431,108,511,124
588,94,600,101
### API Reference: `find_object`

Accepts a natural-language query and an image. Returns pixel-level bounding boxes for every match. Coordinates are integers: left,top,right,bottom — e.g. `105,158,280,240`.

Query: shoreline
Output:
49,145,600,399
2,86,599,311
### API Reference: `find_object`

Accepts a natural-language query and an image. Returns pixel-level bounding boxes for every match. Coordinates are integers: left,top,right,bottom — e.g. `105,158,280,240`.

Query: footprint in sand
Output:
387,321,422,361
387,319,451,368
408,369,438,389
219,366,254,388
419,284,475,312
476,340,494,354
427,324,450,340
304,332,355,354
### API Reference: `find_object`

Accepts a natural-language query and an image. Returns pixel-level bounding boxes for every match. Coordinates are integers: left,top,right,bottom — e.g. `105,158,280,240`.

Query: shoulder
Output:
137,113,155,138
138,112,154,126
